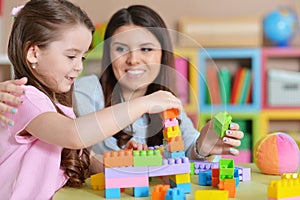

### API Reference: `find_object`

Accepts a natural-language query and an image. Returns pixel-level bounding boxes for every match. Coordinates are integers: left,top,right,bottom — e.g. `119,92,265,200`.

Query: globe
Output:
263,7,298,46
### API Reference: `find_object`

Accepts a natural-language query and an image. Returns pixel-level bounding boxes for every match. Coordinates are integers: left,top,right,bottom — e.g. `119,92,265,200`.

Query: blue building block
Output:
198,170,212,186
234,168,240,187
165,188,186,200
133,186,149,197
105,188,120,199
164,150,185,158
169,179,191,194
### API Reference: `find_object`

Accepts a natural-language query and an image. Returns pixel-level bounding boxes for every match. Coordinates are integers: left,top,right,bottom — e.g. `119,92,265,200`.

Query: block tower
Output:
162,108,191,193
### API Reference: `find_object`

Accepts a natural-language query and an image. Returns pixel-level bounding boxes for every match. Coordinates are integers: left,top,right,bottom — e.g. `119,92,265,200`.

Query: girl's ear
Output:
26,45,39,64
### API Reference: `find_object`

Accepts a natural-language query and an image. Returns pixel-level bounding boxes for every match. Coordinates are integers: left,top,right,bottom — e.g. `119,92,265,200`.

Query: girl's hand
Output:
124,140,148,151
196,119,244,157
0,77,27,125
143,91,182,114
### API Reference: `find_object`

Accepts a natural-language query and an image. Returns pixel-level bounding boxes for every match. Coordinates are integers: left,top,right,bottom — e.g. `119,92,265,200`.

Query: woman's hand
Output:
124,140,148,151
0,77,27,125
195,119,244,157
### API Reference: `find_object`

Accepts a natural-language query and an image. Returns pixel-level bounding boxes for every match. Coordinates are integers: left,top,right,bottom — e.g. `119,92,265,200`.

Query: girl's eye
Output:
82,56,86,61
68,55,76,59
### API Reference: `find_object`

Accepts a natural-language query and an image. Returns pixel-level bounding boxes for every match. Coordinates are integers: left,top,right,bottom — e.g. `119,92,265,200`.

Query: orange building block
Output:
161,108,179,120
218,179,236,198
152,184,170,200
167,136,185,152
104,150,133,168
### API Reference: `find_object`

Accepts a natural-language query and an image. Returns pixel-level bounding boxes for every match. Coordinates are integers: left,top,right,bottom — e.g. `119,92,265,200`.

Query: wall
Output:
1,0,300,53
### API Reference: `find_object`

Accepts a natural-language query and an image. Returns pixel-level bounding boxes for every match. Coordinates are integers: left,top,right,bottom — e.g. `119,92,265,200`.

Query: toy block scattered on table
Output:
191,160,219,174
90,172,105,190
133,149,162,167
167,136,185,152
235,166,251,182
194,190,229,200
165,188,186,200
268,178,300,199
212,168,220,188
282,173,300,179
198,170,212,186
219,159,234,180
190,162,195,176
152,184,170,200
104,149,133,168
213,112,232,138
161,108,179,119
218,179,236,198
234,168,240,187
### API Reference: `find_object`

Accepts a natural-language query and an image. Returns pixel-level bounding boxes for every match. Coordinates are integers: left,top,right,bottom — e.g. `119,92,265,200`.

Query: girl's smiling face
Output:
28,25,92,93
110,25,162,99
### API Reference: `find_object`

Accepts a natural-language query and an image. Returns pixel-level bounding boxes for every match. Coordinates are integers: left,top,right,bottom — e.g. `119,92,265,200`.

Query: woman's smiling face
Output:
110,25,162,96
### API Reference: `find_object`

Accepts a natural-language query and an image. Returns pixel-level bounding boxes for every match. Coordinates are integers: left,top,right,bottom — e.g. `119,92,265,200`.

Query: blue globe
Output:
263,7,298,46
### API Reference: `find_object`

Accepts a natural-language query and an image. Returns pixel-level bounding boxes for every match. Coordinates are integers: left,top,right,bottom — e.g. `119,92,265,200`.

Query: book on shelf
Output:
218,67,231,104
175,57,189,105
206,65,221,104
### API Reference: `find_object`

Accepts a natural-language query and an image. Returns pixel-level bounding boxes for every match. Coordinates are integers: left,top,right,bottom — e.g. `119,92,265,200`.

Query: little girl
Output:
0,1,181,199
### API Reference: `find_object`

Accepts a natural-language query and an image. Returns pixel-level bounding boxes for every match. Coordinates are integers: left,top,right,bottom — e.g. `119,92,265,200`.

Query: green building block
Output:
190,162,195,176
219,158,234,180
213,112,232,138
133,150,162,167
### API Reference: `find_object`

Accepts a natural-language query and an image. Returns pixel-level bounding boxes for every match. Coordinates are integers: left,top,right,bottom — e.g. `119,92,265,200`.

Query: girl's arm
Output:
25,90,182,149
0,77,27,125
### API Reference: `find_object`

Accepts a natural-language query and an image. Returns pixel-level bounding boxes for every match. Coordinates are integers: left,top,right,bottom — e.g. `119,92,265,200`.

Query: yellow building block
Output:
282,173,300,180
169,173,190,184
163,125,182,139
268,179,300,198
90,172,105,190
195,190,228,200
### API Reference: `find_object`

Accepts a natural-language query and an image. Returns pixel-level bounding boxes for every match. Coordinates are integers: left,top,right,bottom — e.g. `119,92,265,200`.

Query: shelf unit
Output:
261,47,300,109
198,48,261,113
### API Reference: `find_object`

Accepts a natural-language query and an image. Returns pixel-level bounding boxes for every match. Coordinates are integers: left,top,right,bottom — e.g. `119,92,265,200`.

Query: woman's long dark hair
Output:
100,5,177,148
8,0,95,187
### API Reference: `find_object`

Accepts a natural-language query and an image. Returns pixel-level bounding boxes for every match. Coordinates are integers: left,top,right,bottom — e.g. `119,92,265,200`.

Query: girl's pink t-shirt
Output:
0,85,75,199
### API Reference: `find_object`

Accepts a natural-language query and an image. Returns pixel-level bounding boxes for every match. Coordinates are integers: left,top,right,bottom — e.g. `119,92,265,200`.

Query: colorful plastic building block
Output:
148,157,190,177
268,179,300,199
90,172,105,190
194,190,229,200
213,112,232,138
169,173,191,184
162,108,179,120
152,184,170,200
165,188,186,200
169,179,191,194
167,136,185,152
163,125,182,139
218,179,236,198
164,118,179,128
105,188,120,199
235,166,251,182
219,159,234,180
198,170,212,186
104,166,148,178
192,160,219,175
104,149,133,168
133,186,149,197
133,149,162,167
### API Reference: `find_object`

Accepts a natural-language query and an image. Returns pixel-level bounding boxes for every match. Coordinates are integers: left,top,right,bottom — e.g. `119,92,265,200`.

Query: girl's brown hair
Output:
8,0,95,187
100,5,177,148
